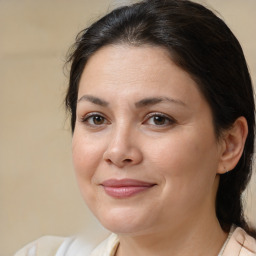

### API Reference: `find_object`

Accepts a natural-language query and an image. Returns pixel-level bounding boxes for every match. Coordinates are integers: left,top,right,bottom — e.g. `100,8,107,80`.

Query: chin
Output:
94,207,151,235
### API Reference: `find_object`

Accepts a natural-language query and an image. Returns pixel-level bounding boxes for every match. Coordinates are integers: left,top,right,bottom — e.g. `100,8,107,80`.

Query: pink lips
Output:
101,179,155,198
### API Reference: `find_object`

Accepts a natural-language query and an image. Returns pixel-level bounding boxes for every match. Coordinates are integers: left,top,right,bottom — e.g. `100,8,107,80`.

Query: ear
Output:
217,116,248,174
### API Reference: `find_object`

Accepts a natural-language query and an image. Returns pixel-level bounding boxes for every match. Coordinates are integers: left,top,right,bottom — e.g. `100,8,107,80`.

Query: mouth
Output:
100,179,156,198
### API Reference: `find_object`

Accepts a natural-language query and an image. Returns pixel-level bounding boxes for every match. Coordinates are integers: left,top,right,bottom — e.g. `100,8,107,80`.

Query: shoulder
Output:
223,227,256,256
90,233,119,256
15,233,117,256
15,236,65,256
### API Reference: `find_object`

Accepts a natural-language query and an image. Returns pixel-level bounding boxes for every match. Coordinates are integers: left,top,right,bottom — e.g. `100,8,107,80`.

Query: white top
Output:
15,227,256,256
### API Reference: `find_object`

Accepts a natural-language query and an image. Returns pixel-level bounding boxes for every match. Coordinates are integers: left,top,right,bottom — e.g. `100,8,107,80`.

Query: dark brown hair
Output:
66,0,255,235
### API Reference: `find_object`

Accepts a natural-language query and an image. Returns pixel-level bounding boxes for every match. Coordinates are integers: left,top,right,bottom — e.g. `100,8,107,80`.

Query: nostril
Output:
123,159,132,163
105,159,112,164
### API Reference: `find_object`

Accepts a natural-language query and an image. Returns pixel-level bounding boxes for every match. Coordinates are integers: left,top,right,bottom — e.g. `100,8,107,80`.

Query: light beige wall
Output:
0,1,255,255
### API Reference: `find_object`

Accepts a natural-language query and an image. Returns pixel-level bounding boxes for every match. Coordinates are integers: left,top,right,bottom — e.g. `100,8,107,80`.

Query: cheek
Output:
150,137,218,218
146,134,203,171
145,129,218,193
72,130,103,184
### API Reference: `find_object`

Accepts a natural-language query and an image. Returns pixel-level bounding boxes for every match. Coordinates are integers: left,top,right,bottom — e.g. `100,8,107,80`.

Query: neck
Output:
116,212,227,256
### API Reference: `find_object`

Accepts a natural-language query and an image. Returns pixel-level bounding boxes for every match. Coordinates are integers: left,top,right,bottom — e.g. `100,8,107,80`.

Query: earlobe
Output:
217,116,248,174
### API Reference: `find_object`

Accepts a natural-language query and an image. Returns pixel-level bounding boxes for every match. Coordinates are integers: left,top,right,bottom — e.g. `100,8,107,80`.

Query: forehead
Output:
78,44,203,107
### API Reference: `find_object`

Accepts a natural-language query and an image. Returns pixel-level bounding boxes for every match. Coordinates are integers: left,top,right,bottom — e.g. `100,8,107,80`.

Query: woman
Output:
16,0,256,255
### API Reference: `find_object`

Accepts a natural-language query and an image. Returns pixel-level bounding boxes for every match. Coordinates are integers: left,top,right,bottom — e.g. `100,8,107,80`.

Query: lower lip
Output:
103,186,153,198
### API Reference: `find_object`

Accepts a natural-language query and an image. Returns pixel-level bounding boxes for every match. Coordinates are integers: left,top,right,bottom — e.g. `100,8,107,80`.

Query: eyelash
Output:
81,112,109,127
80,112,176,128
143,112,176,127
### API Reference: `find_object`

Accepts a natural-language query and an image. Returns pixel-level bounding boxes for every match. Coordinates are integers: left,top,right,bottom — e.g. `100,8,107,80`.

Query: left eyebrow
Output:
135,97,187,108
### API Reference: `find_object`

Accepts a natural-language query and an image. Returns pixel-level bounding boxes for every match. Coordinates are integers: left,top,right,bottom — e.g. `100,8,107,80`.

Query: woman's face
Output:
72,45,223,235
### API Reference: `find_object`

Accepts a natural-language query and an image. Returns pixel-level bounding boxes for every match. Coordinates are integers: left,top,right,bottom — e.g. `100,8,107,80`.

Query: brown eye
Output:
153,116,167,125
144,113,175,127
82,114,108,126
92,115,105,125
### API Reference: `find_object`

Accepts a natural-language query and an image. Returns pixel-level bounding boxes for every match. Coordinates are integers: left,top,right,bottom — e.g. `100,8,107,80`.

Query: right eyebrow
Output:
77,95,109,107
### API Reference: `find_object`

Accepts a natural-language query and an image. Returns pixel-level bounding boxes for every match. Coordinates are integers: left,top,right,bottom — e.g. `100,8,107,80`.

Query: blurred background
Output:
0,0,255,255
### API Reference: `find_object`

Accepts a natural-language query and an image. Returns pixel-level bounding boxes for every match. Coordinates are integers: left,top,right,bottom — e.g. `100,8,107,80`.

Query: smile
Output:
101,179,156,198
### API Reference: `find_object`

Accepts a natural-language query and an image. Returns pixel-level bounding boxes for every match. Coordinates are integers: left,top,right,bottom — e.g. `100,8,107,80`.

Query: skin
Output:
72,45,247,256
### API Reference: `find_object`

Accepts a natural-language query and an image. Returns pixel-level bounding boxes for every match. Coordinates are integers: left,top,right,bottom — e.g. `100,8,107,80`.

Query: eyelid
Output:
79,111,176,127
80,112,110,125
143,112,176,125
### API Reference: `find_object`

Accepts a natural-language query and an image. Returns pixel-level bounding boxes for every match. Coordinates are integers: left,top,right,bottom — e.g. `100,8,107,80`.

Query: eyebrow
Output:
77,95,109,107
77,95,186,108
135,97,187,108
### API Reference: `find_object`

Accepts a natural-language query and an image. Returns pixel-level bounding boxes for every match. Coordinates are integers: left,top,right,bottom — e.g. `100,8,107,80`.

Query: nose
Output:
103,127,143,168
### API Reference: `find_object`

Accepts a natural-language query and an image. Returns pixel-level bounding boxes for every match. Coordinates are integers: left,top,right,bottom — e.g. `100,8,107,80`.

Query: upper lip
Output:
101,179,156,187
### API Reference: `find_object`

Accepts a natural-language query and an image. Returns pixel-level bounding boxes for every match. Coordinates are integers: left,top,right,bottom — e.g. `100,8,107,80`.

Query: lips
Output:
101,179,156,198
